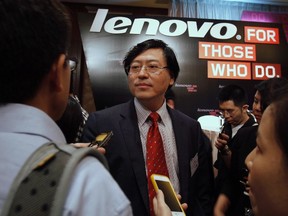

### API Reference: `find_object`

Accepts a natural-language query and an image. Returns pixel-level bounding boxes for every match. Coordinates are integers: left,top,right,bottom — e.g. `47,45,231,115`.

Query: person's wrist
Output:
220,145,230,155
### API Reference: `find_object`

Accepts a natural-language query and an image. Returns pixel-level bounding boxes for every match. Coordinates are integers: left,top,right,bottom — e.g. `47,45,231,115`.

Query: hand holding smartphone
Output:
219,123,230,140
150,174,186,216
88,131,113,148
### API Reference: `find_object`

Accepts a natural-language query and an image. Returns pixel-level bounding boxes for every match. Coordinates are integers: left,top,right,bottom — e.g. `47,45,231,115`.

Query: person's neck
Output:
136,97,165,112
230,113,249,128
237,113,250,126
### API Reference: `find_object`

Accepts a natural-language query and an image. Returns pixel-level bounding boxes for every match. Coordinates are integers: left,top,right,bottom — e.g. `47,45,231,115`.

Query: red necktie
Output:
146,112,169,216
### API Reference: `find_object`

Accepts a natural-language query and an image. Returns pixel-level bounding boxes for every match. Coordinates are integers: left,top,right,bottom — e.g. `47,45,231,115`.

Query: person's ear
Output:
242,104,249,112
50,54,68,92
169,76,175,86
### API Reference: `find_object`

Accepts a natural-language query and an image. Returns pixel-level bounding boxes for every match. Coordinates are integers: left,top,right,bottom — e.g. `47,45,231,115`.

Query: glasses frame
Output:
219,109,236,118
127,65,168,76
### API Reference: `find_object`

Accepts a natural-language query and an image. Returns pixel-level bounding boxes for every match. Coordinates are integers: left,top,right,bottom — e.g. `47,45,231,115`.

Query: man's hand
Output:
70,143,106,154
214,194,231,216
215,133,229,151
153,190,172,216
153,190,188,216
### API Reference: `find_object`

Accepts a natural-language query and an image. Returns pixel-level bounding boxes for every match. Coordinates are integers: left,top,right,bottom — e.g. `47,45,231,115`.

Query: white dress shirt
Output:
134,98,180,193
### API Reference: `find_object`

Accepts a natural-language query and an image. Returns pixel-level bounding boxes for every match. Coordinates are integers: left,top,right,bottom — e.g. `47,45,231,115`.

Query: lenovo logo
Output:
90,9,238,39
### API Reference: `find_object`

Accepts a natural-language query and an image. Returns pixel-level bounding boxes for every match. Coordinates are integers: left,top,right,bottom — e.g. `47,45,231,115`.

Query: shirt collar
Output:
134,98,169,126
0,103,66,143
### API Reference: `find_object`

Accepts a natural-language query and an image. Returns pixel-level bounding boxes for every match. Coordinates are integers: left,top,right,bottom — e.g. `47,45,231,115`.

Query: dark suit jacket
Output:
224,125,258,216
82,100,214,216
214,114,257,196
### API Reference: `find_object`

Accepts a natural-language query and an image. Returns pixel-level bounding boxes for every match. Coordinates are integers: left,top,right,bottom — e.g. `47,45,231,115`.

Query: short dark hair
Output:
0,0,71,103
218,84,247,107
123,39,180,83
255,77,288,112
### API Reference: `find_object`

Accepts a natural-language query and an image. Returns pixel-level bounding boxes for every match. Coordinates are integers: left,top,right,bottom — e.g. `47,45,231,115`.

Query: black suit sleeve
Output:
81,112,99,142
194,131,215,216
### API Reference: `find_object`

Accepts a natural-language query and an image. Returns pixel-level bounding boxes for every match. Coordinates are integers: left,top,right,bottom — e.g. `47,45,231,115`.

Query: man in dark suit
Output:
82,39,214,216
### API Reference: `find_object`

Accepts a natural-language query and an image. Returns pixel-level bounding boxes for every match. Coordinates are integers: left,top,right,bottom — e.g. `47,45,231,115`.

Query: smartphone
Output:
219,123,229,139
88,131,113,148
150,174,186,216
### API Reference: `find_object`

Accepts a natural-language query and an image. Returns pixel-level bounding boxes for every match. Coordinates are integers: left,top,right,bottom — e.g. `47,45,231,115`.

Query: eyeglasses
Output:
128,65,168,76
68,57,78,72
219,109,235,118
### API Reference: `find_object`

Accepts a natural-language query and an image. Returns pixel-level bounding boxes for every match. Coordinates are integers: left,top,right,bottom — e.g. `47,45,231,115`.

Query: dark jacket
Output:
82,100,214,216
214,114,257,198
225,125,258,216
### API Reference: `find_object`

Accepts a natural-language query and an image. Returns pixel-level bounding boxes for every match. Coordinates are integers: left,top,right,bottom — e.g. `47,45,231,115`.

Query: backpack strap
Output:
1,142,108,216
51,143,109,216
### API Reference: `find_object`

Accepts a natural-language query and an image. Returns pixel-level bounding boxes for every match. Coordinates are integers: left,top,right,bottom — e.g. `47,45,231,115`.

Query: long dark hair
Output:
255,77,288,112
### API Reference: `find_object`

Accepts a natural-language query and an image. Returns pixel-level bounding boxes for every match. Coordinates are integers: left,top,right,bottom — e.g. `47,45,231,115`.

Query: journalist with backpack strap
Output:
1,142,109,216
0,0,133,215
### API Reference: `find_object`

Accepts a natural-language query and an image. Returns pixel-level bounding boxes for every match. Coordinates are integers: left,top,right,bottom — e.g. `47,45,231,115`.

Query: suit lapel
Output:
119,101,150,212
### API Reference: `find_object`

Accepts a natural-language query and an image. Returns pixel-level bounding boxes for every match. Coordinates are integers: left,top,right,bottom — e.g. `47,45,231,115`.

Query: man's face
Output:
219,100,247,126
127,48,174,107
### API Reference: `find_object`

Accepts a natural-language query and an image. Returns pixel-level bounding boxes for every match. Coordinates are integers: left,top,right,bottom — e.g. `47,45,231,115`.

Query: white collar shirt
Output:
134,98,180,193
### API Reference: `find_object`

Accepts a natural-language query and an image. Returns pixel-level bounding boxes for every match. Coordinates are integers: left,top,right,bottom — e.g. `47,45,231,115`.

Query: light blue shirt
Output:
0,103,132,216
